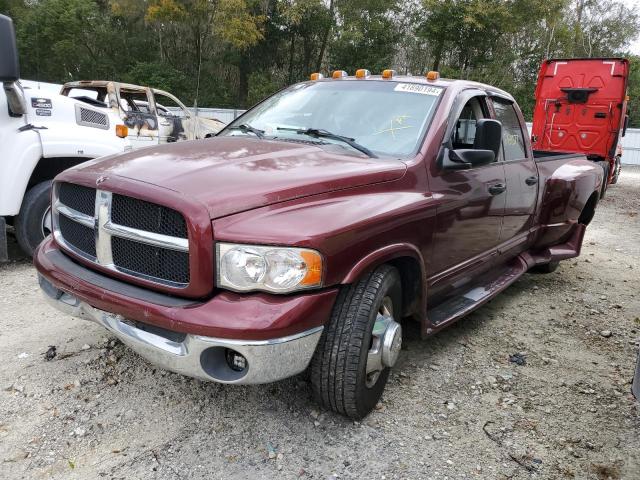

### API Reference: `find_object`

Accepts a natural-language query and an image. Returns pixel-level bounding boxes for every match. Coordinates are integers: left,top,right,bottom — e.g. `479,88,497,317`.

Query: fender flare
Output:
342,243,425,284
341,243,428,333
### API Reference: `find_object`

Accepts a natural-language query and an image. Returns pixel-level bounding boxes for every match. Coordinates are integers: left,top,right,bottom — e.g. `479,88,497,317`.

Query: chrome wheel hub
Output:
366,296,402,388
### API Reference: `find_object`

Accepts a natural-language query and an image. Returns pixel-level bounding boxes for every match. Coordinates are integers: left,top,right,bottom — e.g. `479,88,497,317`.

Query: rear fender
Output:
534,159,602,248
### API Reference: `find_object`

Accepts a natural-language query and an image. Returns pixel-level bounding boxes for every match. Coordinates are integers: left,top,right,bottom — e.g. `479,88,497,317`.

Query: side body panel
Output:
0,84,41,215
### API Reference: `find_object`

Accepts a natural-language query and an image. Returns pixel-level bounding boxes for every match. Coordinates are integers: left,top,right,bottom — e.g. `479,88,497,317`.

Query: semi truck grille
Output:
52,182,190,287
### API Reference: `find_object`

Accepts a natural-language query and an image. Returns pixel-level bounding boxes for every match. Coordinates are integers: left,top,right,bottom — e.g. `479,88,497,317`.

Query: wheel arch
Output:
578,190,599,226
341,244,426,322
27,157,93,190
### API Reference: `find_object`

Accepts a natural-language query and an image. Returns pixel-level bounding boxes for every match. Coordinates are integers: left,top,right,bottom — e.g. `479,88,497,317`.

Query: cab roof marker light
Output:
426,71,440,81
382,69,396,79
310,72,324,81
332,70,348,79
355,69,371,79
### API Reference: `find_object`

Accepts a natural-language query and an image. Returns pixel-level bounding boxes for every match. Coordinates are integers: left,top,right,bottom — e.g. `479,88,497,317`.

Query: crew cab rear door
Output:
489,95,538,245
531,58,629,159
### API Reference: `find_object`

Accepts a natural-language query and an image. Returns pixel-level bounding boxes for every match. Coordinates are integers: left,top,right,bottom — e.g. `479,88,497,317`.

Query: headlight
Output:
217,243,323,293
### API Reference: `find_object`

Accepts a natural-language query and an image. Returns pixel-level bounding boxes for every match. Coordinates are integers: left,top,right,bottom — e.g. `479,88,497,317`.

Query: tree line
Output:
2,0,640,124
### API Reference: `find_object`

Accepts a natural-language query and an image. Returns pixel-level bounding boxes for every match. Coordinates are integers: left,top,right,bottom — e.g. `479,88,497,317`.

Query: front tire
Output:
14,181,53,257
310,265,402,419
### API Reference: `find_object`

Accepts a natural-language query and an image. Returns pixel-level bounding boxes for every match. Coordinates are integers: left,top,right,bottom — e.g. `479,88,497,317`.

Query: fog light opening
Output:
200,346,249,382
226,349,247,372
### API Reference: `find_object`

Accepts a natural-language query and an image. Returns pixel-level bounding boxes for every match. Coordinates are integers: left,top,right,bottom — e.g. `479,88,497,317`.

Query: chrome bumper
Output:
42,289,322,384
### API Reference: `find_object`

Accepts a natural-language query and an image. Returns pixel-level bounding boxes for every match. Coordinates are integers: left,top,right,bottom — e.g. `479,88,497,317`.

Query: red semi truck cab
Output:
531,58,630,191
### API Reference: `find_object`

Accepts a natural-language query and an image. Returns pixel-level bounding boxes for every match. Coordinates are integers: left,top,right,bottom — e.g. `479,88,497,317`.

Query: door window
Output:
493,99,527,161
153,91,188,118
452,97,486,149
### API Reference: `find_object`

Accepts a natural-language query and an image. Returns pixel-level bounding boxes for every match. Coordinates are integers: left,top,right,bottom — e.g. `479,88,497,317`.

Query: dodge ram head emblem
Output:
96,176,108,186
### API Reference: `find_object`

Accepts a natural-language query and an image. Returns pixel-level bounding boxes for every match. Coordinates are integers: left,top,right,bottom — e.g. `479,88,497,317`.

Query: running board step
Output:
427,257,528,327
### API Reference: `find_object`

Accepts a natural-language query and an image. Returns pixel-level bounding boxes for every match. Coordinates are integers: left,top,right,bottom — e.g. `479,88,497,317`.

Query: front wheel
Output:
310,265,402,419
14,181,53,257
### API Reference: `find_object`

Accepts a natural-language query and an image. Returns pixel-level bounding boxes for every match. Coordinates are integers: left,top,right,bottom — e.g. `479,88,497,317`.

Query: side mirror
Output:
0,15,20,82
473,119,502,156
441,119,502,170
448,149,495,169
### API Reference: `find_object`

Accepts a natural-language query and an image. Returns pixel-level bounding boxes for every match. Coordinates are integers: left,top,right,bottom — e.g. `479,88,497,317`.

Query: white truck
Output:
0,14,224,260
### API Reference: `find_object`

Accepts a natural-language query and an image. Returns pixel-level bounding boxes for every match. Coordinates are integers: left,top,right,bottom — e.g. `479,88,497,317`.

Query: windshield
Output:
220,80,443,157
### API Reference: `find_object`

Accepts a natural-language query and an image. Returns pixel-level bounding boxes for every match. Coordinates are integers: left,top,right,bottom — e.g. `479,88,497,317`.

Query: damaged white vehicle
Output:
0,15,224,261
60,80,225,145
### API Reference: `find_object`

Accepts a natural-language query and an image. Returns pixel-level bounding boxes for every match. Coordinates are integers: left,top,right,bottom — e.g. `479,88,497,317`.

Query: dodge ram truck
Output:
31,61,611,418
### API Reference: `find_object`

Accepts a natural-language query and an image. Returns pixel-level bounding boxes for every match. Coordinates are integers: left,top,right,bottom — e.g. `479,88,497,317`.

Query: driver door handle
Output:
488,183,506,195
525,176,538,186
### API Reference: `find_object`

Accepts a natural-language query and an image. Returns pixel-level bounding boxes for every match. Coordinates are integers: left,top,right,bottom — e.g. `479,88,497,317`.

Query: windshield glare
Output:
221,81,443,157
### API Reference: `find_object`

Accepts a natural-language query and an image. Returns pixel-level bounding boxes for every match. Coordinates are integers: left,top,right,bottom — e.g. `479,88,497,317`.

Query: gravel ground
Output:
1,167,639,480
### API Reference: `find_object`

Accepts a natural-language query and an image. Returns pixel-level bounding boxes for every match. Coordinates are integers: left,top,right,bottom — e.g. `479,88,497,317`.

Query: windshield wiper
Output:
227,124,265,139
277,127,377,158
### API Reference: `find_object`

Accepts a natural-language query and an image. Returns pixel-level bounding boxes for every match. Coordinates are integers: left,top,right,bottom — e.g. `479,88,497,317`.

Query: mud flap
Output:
633,350,640,400
0,216,8,262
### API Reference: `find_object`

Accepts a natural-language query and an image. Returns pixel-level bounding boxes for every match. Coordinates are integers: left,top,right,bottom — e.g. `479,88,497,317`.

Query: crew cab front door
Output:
429,91,506,280
152,90,194,144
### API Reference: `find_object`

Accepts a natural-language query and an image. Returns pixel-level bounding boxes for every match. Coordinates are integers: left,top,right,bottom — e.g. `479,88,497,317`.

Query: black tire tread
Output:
14,180,52,257
311,265,397,419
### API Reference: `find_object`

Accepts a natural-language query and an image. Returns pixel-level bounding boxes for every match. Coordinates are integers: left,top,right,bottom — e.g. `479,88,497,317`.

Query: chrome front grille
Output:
52,182,190,287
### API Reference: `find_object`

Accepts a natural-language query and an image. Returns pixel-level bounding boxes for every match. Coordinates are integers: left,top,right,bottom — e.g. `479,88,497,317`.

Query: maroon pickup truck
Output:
34,69,606,419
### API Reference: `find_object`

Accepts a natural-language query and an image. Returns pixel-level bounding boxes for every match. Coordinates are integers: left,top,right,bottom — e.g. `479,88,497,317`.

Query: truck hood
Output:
70,136,407,218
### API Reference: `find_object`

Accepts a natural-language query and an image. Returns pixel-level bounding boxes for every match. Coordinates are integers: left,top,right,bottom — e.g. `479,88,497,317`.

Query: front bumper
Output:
40,276,323,384
35,237,338,384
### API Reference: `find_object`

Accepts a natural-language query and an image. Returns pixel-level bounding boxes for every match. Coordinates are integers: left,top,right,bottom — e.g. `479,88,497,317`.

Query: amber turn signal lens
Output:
300,250,323,286
426,70,440,81
310,72,324,81
332,70,348,79
355,69,371,79
382,69,396,79
115,124,128,138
